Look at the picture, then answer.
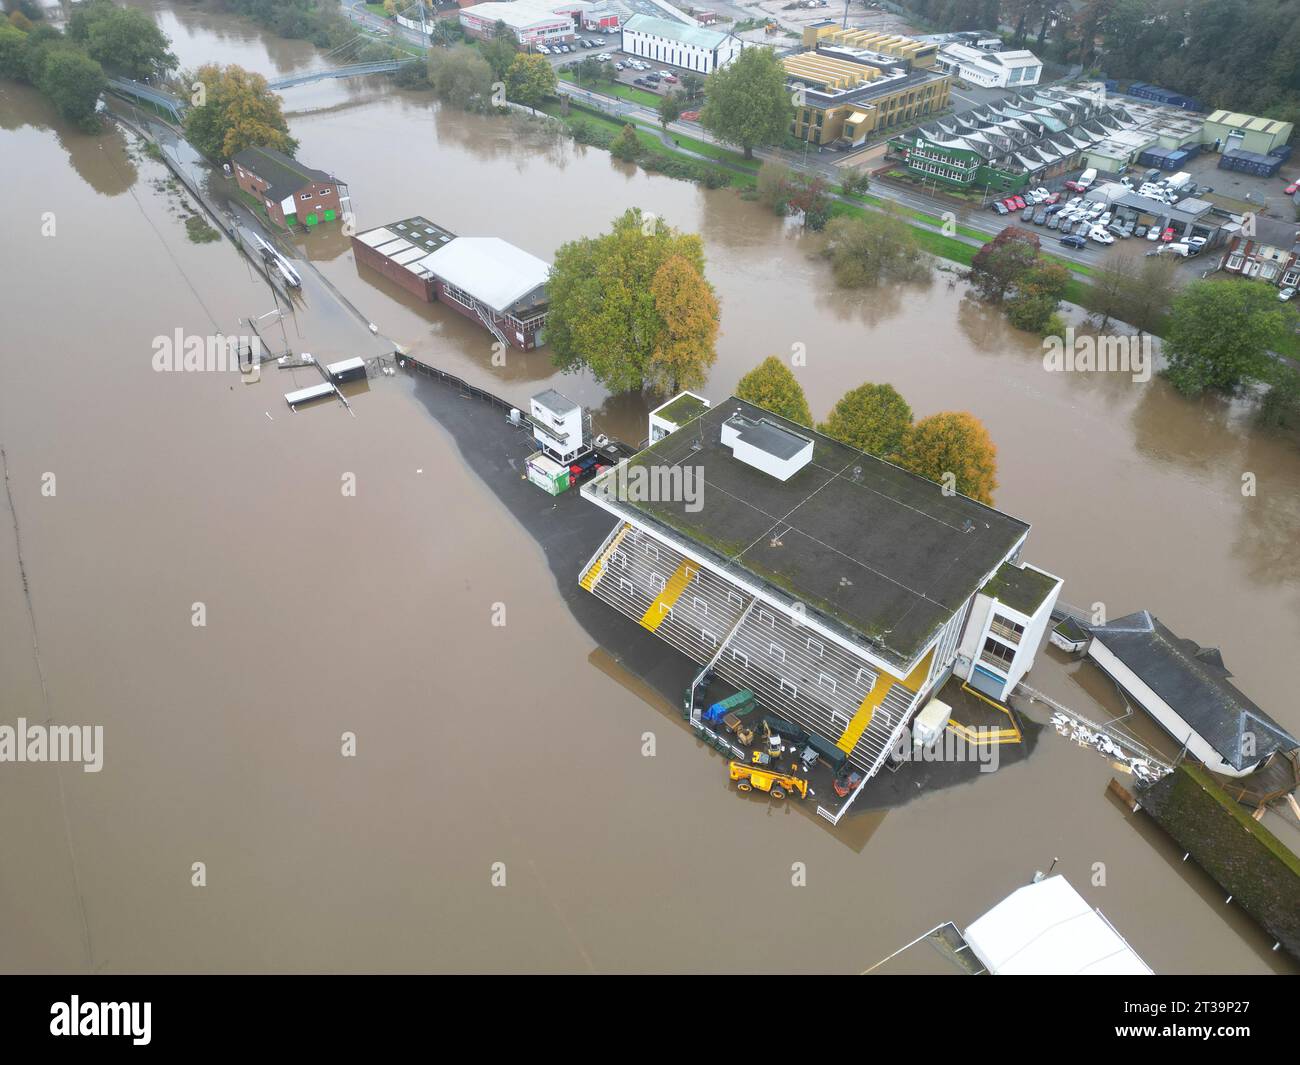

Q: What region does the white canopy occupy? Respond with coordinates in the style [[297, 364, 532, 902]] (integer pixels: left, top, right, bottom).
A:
[[963, 876, 1152, 975], [417, 237, 550, 314]]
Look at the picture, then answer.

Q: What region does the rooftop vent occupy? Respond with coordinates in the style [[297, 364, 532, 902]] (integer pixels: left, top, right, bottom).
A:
[[721, 415, 813, 481]]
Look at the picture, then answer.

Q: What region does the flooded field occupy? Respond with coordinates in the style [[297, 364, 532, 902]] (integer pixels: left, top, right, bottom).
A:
[[1, 3, 1297, 974]]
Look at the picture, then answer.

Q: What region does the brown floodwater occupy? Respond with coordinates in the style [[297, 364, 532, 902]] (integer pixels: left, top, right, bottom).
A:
[[1, 4, 1297, 974]]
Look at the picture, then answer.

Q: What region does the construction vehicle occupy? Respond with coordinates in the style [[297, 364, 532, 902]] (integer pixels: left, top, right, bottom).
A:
[[729, 761, 808, 800], [750, 750, 772, 766]]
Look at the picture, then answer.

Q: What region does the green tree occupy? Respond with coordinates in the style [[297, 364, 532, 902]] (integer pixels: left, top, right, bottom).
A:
[[478, 34, 516, 80], [1005, 260, 1069, 334], [734, 355, 813, 427], [820, 383, 913, 457], [647, 253, 720, 393], [574, 54, 601, 85], [1090, 252, 1138, 329], [1123, 254, 1177, 335], [1162, 279, 1297, 396], [819, 210, 931, 288], [36, 45, 104, 127], [427, 43, 491, 109], [69, 0, 176, 81], [184, 63, 296, 160], [699, 46, 791, 159], [840, 169, 870, 198], [657, 91, 682, 130], [504, 51, 554, 108], [610, 121, 641, 161], [546, 208, 712, 392], [897, 411, 999, 505], [0, 23, 28, 80]]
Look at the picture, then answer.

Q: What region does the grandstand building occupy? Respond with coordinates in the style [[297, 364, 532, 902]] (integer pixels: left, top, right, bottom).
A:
[[578, 397, 1061, 820]]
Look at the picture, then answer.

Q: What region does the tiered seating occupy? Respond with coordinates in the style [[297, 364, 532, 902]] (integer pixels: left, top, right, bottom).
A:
[[587, 527, 750, 667]]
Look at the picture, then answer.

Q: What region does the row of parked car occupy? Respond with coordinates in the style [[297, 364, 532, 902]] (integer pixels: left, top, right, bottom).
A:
[[538, 36, 608, 56]]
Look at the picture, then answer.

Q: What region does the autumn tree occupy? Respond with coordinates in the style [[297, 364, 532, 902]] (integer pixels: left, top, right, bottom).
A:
[[647, 253, 720, 393], [505, 51, 555, 108], [1005, 259, 1069, 335], [969, 227, 1040, 303], [547, 209, 717, 392], [1162, 279, 1297, 396], [820, 383, 913, 457], [700, 45, 791, 159], [184, 63, 296, 160], [734, 355, 813, 427], [820, 210, 931, 288], [897, 411, 998, 506], [784, 173, 831, 231]]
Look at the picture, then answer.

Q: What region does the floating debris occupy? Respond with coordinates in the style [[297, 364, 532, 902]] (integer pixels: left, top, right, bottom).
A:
[[1050, 712, 1165, 785]]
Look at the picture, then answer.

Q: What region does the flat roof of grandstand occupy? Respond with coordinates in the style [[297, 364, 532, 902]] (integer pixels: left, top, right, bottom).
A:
[[610, 398, 1029, 668]]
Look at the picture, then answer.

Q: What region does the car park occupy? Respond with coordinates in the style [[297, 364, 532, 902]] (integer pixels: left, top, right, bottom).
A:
[[1011, 195, 1026, 209], [1021, 206, 1034, 221], [1060, 234, 1088, 249], [1187, 235, 1208, 251], [1044, 202, 1064, 215]]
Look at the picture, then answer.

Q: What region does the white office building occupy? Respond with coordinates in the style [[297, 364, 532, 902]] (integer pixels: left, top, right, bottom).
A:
[[621, 14, 740, 74], [938, 42, 1041, 89]]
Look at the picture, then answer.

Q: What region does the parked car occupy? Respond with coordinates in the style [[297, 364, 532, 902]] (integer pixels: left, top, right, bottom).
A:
[[1044, 202, 1064, 215], [1089, 227, 1115, 245], [1060, 234, 1088, 249], [1033, 208, 1048, 224], [1285, 181, 1299, 195], [537, 45, 549, 54], [992, 201, 1009, 215], [1134, 224, 1147, 238], [1280, 287, 1296, 301], [1187, 235, 1208, 251], [1147, 225, 1162, 242], [1021, 206, 1035, 221], [1047, 213, 1062, 230], [1010, 195, 1026, 209], [1161, 227, 1175, 242]]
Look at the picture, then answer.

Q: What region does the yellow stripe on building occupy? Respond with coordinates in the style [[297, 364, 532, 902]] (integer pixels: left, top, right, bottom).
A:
[[640, 559, 697, 632], [901, 647, 934, 692], [579, 524, 631, 592]]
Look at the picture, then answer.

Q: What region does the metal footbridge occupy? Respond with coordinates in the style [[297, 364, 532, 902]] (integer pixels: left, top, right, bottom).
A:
[[267, 59, 419, 90]]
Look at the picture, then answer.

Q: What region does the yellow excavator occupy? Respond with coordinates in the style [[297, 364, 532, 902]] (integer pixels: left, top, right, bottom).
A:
[[728, 761, 808, 800]]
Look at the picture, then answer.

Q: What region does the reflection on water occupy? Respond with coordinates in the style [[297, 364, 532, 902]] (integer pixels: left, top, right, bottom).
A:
[[1, 1, 1297, 975]]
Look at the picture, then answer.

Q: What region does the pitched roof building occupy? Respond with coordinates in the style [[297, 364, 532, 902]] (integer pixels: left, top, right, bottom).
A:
[[230, 146, 347, 230]]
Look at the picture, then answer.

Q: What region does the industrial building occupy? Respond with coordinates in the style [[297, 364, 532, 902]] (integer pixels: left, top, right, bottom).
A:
[[801, 22, 941, 67], [890, 86, 1188, 193], [351, 217, 550, 350], [936, 42, 1041, 89], [578, 397, 1060, 820], [1201, 110, 1295, 157], [458, 0, 578, 46], [230, 146, 348, 231], [620, 14, 740, 74], [783, 40, 950, 148]]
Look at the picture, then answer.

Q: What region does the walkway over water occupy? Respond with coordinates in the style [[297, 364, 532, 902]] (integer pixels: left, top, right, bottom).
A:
[[268, 59, 419, 90]]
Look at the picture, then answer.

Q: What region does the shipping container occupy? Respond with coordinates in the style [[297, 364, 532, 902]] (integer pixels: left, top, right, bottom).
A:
[[1217, 150, 1282, 177], [526, 453, 571, 495]]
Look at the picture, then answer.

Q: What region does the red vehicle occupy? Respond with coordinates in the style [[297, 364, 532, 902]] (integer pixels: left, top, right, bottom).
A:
[[680, 109, 700, 121], [1044, 192, 1060, 204], [1161, 226, 1175, 242], [833, 770, 864, 798], [1011, 195, 1026, 209], [1286, 181, 1299, 195]]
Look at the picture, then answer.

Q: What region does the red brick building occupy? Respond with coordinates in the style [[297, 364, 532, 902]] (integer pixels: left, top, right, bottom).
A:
[[231, 146, 348, 231]]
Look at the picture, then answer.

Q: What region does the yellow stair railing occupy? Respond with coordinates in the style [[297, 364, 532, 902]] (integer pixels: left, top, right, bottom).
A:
[[579, 524, 630, 592]]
